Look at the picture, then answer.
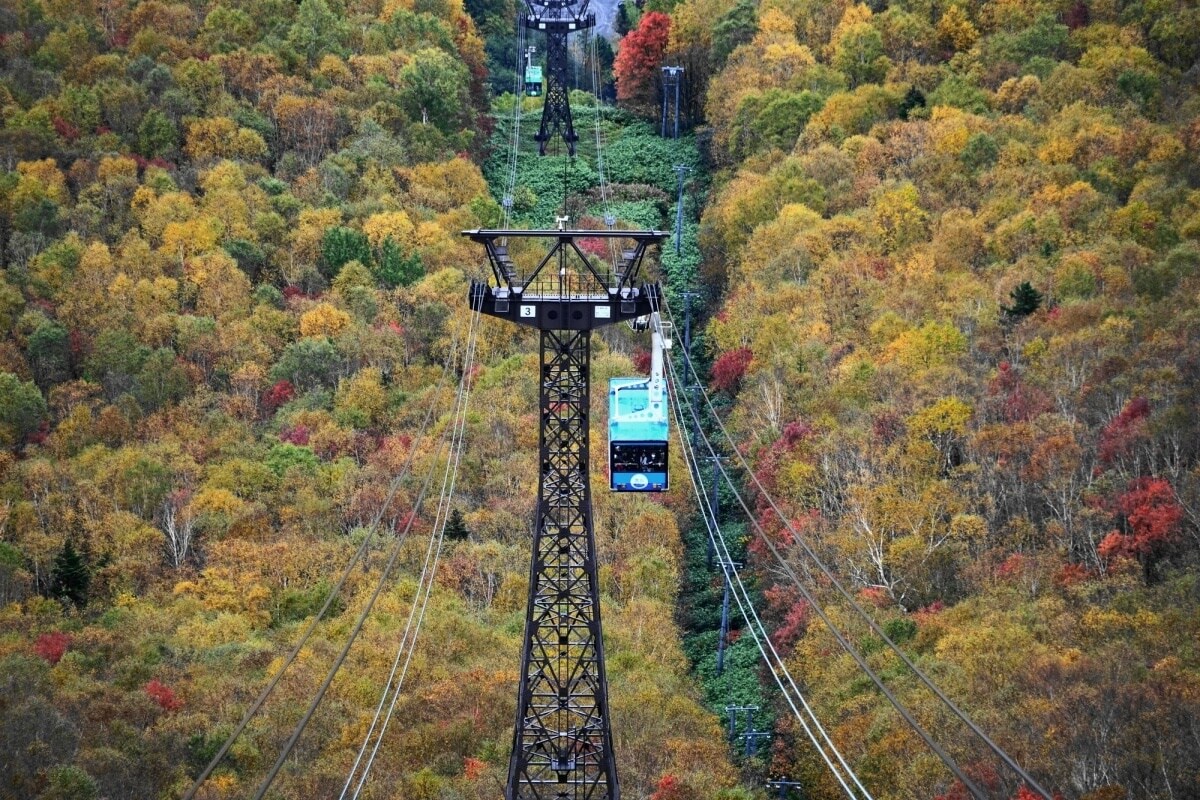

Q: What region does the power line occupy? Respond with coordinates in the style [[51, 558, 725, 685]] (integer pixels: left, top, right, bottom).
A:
[[252, 311, 482, 799], [343, 309, 481, 799], [181, 342, 460, 800], [664, 351, 872, 800], [659, 293, 1051, 799]]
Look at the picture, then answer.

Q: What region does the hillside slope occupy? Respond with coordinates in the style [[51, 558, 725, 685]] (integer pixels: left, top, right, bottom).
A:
[[640, 0, 1200, 795], [0, 1, 738, 797]]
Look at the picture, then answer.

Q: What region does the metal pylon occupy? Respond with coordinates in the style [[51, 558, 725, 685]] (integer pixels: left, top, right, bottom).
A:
[[464, 226, 666, 800], [508, 328, 617, 800], [527, 1, 595, 155]]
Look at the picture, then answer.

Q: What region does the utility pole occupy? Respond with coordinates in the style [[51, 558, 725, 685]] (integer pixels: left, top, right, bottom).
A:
[[681, 290, 697, 376], [725, 705, 758, 741], [466, 225, 668, 800], [672, 164, 690, 257], [706, 454, 723, 570], [742, 730, 771, 757], [527, 0, 595, 155], [660, 65, 684, 138], [715, 559, 740, 674], [766, 779, 806, 799]]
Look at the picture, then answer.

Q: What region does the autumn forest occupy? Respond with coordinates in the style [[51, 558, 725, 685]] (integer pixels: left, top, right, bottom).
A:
[[0, 0, 1198, 796]]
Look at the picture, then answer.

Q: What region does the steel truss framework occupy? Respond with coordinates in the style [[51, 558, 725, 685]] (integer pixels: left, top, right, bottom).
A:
[[525, 0, 595, 155], [507, 327, 616, 800], [465, 227, 666, 800]]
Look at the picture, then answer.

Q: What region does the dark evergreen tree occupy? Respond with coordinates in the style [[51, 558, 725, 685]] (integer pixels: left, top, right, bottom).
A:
[[899, 86, 926, 120], [0, 372, 49, 446], [615, 2, 632, 37], [376, 237, 425, 288], [51, 539, 89, 608], [321, 226, 373, 278], [712, 0, 757, 67], [224, 238, 267, 281], [1003, 281, 1044, 318], [445, 509, 470, 541], [26, 322, 71, 389]]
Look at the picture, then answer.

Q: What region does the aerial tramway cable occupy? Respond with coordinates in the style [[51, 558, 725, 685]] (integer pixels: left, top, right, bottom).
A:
[[181, 340, 460, 800], [663, 348, 873, 800], [252, 310, 482, 799], [668, 390, 871, 799], [502, 15, 528, 230], [659, 326, 985, 800], [584, 27, 621, 274], [659, 294, 1051, 799], [341, 309, 481, 799]]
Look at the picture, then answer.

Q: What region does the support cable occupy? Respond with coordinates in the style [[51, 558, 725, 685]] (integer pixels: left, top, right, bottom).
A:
[[656, 299, 986, 800], [658, 295, 1051, 799], [251, 312, 481, 800], [588, 30, 611, 223], [588, 31, 619, 271], [181, 342, 459, 800], [250, 435, 442, 799], [665, 363, 872, 800], [342, 309, 481, 799], [503, 15, 528, 230]]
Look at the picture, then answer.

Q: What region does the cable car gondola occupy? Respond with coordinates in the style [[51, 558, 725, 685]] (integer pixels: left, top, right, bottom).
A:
[[524, 64, 543, 97], [609, 314, 670, 492]]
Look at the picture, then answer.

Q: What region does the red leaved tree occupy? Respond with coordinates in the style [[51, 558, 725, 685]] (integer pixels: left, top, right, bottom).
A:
[[632, 348, 652, 373], [1098, 476, 1182, 581], [263, 379, 295, 413], [711, 346, 752, 392], [987, 361, 1051, 423], [1097, 396, 1150, 472], [463, 756, 486, 780], [145, 678, 184, 712], [650, 774, 696, 800], [34, 631, 71, 665], [613, 12, 671, 112], [280, 424, 310, 445]]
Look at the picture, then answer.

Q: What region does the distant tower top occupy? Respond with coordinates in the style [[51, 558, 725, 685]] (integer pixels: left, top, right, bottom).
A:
[[523, 0, 595, 154]]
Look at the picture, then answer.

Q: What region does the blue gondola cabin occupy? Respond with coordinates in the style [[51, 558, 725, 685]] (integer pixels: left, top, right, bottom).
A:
[[524, 65, 543, 97], [609, 378, 668, 492]]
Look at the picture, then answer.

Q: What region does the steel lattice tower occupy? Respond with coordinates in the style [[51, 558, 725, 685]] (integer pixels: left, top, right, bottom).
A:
[[465, 228, 666, 800], [515, 326, 613, 799], [525, 0, 594, 155]]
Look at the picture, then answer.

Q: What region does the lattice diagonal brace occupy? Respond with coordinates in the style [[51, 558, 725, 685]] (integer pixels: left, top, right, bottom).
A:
[[535, 24, 578, 155], [507, 328, 618, 800]]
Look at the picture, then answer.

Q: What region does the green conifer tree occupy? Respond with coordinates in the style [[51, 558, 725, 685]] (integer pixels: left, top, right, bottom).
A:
[[445, 509, 470, 541], [1003, 281, 1044, 318], [377, 238, 425, 288], [51, 539, 89, 608]]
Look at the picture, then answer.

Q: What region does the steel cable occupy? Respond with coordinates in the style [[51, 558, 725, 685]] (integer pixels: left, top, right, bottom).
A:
[[250, 432, 446, 799], [181, 342, 459, 800], [664, 360, 872, 800], [658, 294, 1051, 799], [655, 298, 986, 800], [503, 14, 527, 230], [343, 308, 481, 798], [251, 314, 480, 799]]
